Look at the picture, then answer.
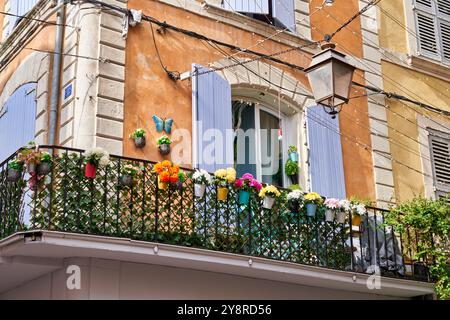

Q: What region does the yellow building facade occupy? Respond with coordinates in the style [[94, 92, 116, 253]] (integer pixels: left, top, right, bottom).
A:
[[378, 0, 450, 202]]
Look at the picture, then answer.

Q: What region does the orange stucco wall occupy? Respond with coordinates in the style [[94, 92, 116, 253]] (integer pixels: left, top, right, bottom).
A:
[[124, 0, 311, 163], [310, 0, 376, 201]]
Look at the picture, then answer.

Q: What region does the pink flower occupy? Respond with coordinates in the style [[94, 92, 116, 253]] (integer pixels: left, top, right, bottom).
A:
[[250, 179, 262, 191], [234, 178, 243, 189], [324, 198, 340, 209], [242, 173, 254, 181]]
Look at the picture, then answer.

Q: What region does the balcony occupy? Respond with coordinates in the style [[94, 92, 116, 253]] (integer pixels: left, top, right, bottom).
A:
[[0, 146, 433, 285]]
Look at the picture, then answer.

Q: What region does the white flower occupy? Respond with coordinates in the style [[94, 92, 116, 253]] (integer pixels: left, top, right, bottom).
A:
[[339, 199, 352, 212], [287, 190, 302, 201], [193, 169, 211, 184], [99, 155, 110, 167], [354, 203, 366, 215]]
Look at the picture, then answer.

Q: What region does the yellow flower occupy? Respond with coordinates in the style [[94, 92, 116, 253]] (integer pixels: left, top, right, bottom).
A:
[[226, 167, 236, 177], [226, 174, 236, 183], [259, 185, 280, 198], [305, 192, 322, 203], [214, 169, 227, 178]]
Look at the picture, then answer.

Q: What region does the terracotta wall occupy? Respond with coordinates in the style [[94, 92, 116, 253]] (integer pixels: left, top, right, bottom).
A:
[[309, 0, 376, 201]]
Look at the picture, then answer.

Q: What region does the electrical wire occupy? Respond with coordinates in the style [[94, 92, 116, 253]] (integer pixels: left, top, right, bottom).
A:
[[149, 21, 180, 80], [0, 10, 78, 28]]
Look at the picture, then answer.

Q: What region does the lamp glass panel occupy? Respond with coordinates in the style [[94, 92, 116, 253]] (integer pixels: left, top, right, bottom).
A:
[[333, 61, 354, 103], [308, 63, 333, 104]]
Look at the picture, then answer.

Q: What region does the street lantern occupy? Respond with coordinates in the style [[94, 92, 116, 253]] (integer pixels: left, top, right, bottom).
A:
[[305, 43, 356, 118]]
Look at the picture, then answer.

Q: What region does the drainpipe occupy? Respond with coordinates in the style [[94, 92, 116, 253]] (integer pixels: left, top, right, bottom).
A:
[[48, 0, 65, 146]]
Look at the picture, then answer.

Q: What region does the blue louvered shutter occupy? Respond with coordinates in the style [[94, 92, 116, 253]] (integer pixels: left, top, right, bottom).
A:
[[0, 83, 37, 162], [192, 65, 233, 172], [306, 106, 346, 199], [224, 0, 269, 14], [272, 0, 296, 32]]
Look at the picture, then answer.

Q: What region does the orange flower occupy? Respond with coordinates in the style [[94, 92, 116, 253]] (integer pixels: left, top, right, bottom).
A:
[[159, 171, 170, 182], [153, 163, 163, 173], [169, 174, 179, 184], [169, 165, 179, 175], [161, 160, 172, 168]]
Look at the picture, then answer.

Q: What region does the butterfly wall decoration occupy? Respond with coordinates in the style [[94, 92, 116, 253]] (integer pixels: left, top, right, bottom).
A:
[[152, 115, 174, 134]]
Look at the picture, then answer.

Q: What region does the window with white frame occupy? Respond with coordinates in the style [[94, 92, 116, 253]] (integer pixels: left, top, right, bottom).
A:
[[2, 0, 39, 40], [414, 0, 450, 65], [428, 128, 450, 202]]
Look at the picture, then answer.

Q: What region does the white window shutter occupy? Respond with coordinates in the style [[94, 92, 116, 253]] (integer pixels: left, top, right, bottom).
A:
[[429, 130, 450, 194], [192, 64, 233, 172], [223, 0, 269, 15], [272, 0, 296, 32], [439, 20, 450, 63], [416, 12, 439, 57], [437, 0, 450, 17]]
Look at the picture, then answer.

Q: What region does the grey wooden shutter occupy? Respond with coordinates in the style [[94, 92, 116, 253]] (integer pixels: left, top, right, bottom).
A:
[[429, 129, 450, 196], [416, 11, 439, 57], [223, 0, 269, 14], [437, 0, 450, 17], [439, 20, 450, 63], [192, 65, 233, 172], [0, 83, 37, 162], [272, 0, 296, 32], [306, 106, 346, 199]]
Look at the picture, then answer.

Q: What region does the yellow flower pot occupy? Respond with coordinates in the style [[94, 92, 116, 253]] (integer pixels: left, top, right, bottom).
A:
[[158, 177, 168, 190], [351, 214, 362, 226], [217, 187, 229, 201]]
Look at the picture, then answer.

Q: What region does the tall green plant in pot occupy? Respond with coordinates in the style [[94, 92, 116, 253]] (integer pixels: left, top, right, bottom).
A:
[[385, 197, 450, 300], [285, 158, 299, 184]]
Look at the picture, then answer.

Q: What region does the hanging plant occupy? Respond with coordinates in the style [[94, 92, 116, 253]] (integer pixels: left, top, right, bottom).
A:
[[83, 147, 110, 179], [120, 164, 140, 187], [37, 152, 53, 176], [233, 173, 262, 205], [304, 192, 323, 218], [287, 189, 304, 214], [288, 145, 299, 162], [17, 142, 41, 174], [130, 128, 146, 148], [153, 160, 179, 190], [259, 185, 281, 209], [285, 158, 299, 185], [157, 135, 172, 155], [214, 167, 236, 201], [6, 158, 23, 182], [192, 169, 212, 198]]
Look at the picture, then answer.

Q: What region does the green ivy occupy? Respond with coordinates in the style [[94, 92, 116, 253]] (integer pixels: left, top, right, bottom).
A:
[[385, 197, 450, 300]]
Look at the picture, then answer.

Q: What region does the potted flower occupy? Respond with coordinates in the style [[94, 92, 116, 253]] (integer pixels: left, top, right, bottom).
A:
[[288, 145, 299, 162], [234, 173, 262, 205], [83, 147, 110, 179], [214, 167, 236, 201], [157, 135, 172, 155], [337, 199, 351, 224], [351, 202, 366, 226], [6, 158, 23, 182], [37, 152, 52, 176], [153, 160, 178, 190], [304, 192, 323, 217], [287, 189, 303, 214], [120, 164, 139, 187], [285, 159, 299, 185], [324, 198, 340, 222], [259, 185, 281, 209], [130, 128, 146, 148], [192, 169, 211, 198]]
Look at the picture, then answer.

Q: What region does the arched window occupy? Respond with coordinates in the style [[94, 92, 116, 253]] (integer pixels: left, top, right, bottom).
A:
[[0, 83, 37, 162]]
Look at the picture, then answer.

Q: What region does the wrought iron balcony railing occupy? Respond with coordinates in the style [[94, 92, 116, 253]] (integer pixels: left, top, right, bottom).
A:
[[0, 146, 432, 282]]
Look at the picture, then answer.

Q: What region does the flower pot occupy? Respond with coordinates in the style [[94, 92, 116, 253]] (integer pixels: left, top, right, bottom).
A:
[[194, 184, 206, 198], [158, 177, 168, 190], [336, 211, 346, 224], [217, 187, 228, 201], [289, 152, 299, 162], [29, 175, 38, 190], [306, 203, 317, 217], [262, 196, 275, 209], [289, 174, 299, 185], [26, 162, 37, 174], [37, 162, 52, 176], [85, 163, 97, 179], [6, 168, 21, 182], [325, 209, 336, 222], [238, 190, 250, 205], [120, 174, 134, 187], [134, 136, 146, 148], [351, 214, 362, 226], [159, 144, 170, 155], [287, 199, 299, 213]]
